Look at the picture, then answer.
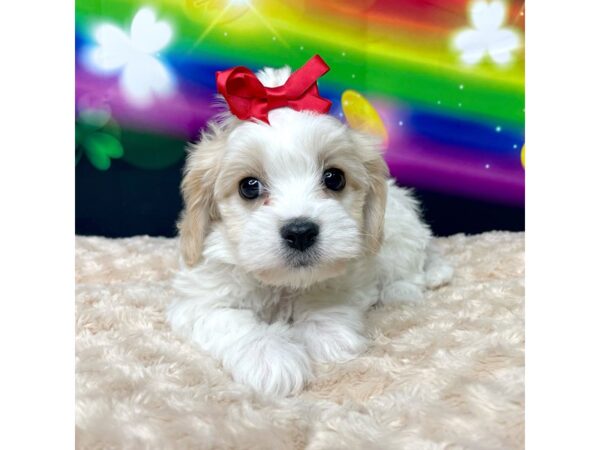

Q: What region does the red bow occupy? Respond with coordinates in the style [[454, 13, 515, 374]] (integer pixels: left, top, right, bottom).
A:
[[216, 55, 332, 124]]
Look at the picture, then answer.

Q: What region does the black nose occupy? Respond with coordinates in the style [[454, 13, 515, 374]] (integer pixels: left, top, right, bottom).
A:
[[280, 219, 319, 252]]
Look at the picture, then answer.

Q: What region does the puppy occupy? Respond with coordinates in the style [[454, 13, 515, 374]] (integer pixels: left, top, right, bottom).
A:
[[167, 62, 452, 396]]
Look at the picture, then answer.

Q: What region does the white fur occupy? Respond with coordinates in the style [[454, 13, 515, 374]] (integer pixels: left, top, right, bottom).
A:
[[167, 66, 452, 396]]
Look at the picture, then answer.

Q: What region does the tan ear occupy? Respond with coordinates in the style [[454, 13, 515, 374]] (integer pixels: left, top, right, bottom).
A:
[[178, 123, 226, 266], [352, 130, 389, 254]]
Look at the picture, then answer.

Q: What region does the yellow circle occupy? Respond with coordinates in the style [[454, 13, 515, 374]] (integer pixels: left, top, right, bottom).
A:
[[521, 144, 525, 168], [341, 90, 388, 144]]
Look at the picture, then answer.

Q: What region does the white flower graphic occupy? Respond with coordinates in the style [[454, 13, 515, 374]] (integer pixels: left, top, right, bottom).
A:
[[453, 0, 521, 66], [86, 7, 175, 106]]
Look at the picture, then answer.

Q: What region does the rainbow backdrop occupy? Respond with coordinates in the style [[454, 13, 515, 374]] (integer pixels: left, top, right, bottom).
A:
[[75, 0, 525, 205]]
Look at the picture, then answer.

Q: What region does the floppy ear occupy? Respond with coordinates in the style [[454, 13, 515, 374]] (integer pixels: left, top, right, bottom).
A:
[[352, 130, 389, 254], [178, 123, 226, 267]]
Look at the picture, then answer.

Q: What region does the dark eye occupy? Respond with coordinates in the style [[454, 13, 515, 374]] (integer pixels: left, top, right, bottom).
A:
[[322, 168, 346, 191], [239, 177, 264, 200]]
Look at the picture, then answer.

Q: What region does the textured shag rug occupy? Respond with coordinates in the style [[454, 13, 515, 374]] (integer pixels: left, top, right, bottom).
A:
[[75, 232, 524, 450]]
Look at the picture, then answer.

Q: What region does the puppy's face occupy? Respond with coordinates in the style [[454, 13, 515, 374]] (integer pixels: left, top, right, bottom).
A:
[[179, 109, 388, 288]]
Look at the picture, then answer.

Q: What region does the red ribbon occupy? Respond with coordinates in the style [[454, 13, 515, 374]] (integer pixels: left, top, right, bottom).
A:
[[216, 55, 332, 124]]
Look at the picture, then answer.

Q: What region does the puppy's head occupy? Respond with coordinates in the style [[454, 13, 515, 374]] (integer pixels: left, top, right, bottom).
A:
[[179, 67, 388, 288]]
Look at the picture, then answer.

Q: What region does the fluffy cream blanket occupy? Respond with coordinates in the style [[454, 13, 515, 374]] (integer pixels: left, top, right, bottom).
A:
[[75, 232, 524, 449]]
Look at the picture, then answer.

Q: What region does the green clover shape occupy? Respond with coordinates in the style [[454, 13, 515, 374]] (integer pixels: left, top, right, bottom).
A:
[[75, 110, 124, 171]]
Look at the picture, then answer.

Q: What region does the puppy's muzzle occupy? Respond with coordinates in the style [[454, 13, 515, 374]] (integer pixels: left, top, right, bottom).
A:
[[280, 218, 319, 252]]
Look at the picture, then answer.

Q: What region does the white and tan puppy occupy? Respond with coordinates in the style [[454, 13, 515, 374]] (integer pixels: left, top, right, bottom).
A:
[[167, 65, 452, 396]]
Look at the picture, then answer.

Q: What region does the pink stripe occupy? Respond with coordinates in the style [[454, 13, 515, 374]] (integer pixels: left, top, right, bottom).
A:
[[386, 138, 524, 205], [76, 70, 213, 140]]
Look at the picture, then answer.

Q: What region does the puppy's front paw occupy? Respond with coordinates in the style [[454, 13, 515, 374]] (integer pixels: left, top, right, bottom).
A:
[[298, 321, 367, 364], [226, 333, 312, 396]]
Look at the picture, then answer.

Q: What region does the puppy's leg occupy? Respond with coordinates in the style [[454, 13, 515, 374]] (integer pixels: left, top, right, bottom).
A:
[[168, 301, 312, 396], [292, 304, 367, 364], [379, 278, 425, 304], [424, 241, 453, 289], [377, 242, 452, 305]]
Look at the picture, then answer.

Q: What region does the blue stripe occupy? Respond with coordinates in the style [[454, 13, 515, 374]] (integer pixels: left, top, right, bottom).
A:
[[408, 110, 524, 154]]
